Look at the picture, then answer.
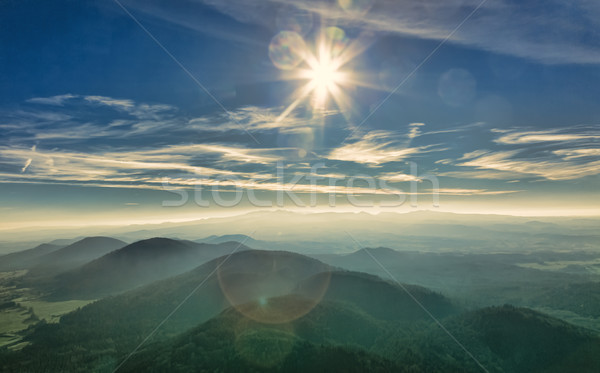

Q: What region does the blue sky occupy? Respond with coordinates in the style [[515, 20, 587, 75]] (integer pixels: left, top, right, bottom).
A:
[[1, 0, 599, 228]]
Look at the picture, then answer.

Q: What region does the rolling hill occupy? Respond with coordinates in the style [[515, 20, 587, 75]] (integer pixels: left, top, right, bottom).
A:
[[118, 297, 405, 373], [375, 305, 600, 372], [95, 301, 600, 373], [0, 250, 458, 371], [25, 237, 127, 278], [300, 270, 459, 321], [317, 247, 596, 309], [4, 247, 596, 372], [0, 243, 62, 271], [51, 238, 252, 299]]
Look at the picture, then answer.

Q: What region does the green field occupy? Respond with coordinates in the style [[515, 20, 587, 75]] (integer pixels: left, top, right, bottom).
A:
[[0, 270, 27, 280], [18, 299, 94, 323], [0, 299, 94, 349], [517, 258, 600, 274], [0, 305, 35, 349], [0, 307, 32, 334], [533, 307, 600, 332], [0, 270, 95, 349]]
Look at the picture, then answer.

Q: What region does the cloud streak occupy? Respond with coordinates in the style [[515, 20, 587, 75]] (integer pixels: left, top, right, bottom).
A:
[[442, 125, 600, 181], [554, 148, 600, 160], [20, 158, 32, 173], [458, 150, 600, 180], [495, 129, 600, 145], [0, 141, 518, 198], [8, 95, 337, 149], [434, 188, 521, 196], [328, 130, 424, 165], [27, 94, 77, 106], [0, 144, 276, 184], [197, 0, 600, 65]]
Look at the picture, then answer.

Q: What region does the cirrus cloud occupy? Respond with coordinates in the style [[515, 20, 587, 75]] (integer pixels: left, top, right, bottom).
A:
[[192, 0, 600, 65]]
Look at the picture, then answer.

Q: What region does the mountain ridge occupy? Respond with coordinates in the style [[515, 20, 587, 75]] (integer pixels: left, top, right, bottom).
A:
[[50, 237, 252, 299], [0, 243, 62, 270], [24, 236, 127, 278]]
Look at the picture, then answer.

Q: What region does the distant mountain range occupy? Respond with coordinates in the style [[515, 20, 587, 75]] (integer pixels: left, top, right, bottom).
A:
[[315, 245, 597, 311], [199, 234, 262, 246], [197, 234, 342, 254], [4, 210, 598, 255]]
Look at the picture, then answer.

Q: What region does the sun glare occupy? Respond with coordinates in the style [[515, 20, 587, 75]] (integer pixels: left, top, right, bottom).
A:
[[272, 27, 362, 122], [303, 50, 346, 106]]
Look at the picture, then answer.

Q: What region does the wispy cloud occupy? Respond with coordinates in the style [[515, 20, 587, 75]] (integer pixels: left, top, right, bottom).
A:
[[441, 125, 600, 180], [434, 188, 521, 196], [27, 94, 77, 106], [436, 169, 523, 180], [328, 129, 433, 165], [8, 92, 597, 202], [121, 0, 266, 47], [458, 150, 600, 180], [188, 106, 338, 133], [377, 172, 421, 182], [19, 145, 36, 173], [407, 122, 425, 140], [554, 148, 600, 160], [196, 0, 600, 65], [104, 143, 286, 166], [84, 95, 135, 109], [84, 95, 176, 121], [0, 145, 423, 196], [0, 144, 278, 183], [8, 96, 332, 148], [1, 97, 336, 192], [328, 134, 419, 165], [20, 158, 32, 173], [2, 95, 183, 145], [495, 129, 600, 145], [27, 94, 145, 113]]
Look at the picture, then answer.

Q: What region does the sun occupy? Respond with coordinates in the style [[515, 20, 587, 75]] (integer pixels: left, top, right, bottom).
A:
[[271, 27, 363, 122], [303, 52, 346, 106]]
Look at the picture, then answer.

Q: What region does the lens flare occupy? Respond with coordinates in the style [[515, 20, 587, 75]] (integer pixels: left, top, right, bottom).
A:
[[269, 31, 307, 70], [217, 250, 331, 324], [338, 0, 373, 15]]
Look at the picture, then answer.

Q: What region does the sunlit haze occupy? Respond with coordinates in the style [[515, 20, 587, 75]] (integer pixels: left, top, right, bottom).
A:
[[0, 2, 599, 371]]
